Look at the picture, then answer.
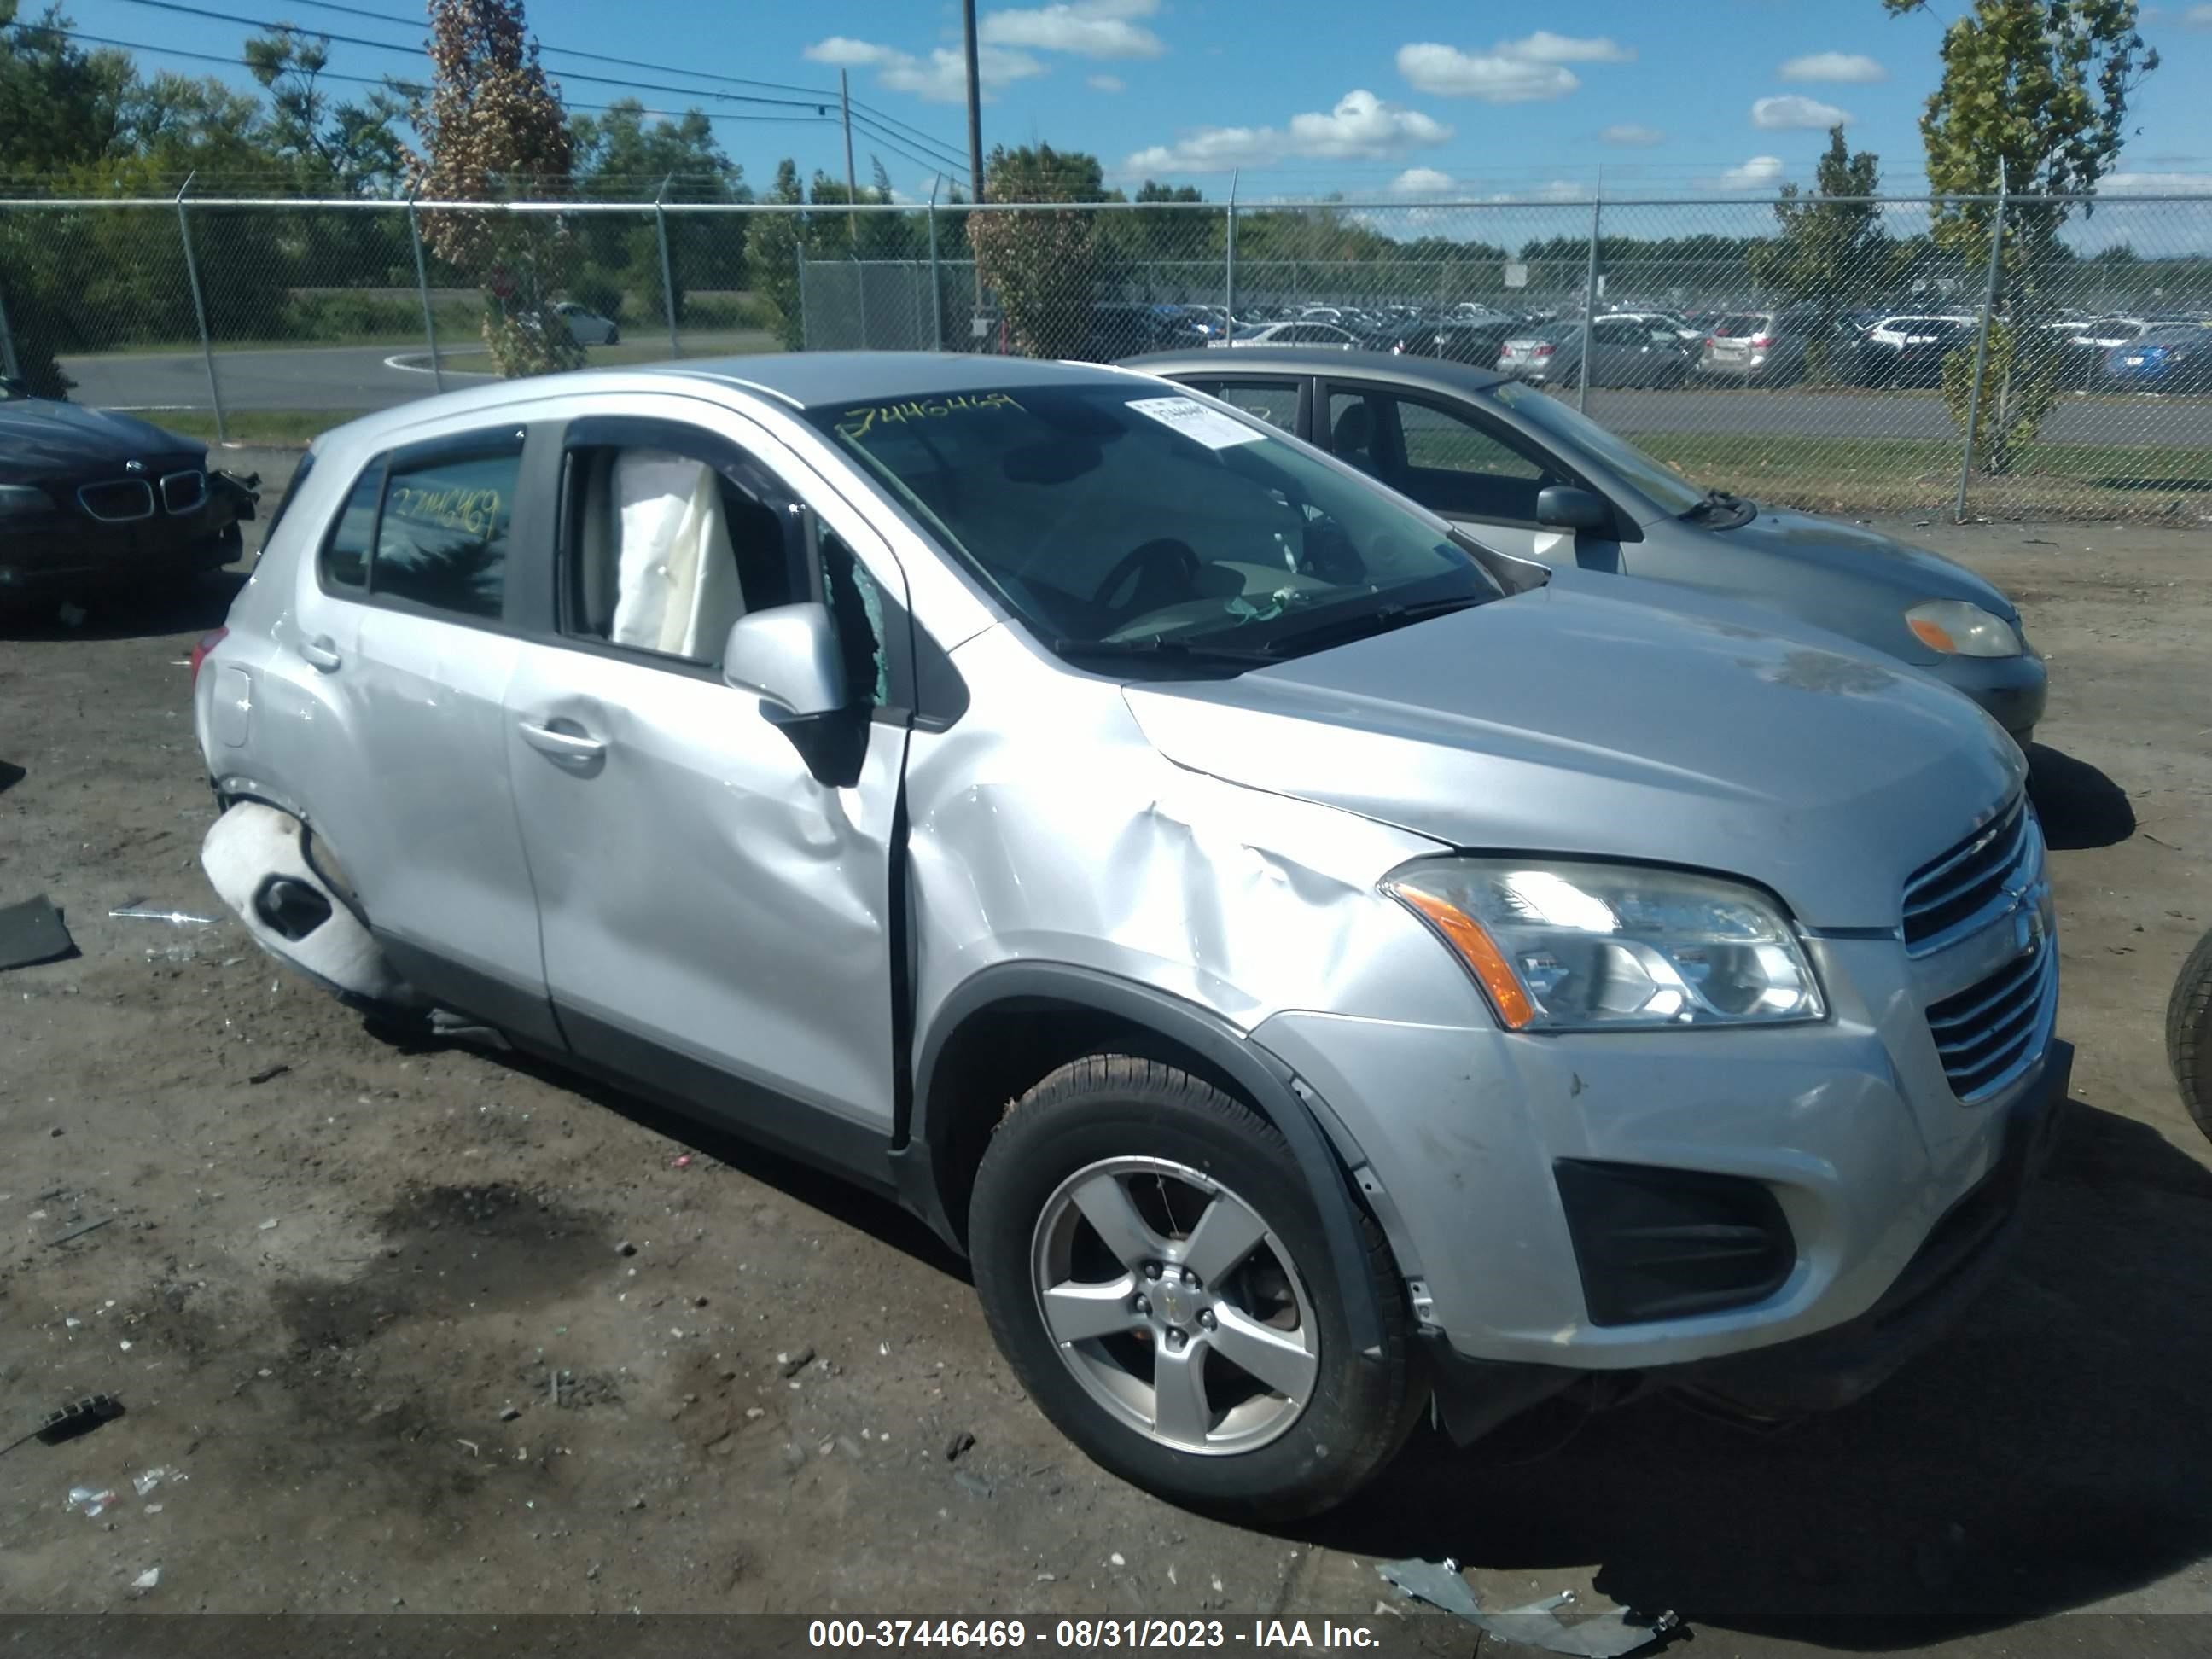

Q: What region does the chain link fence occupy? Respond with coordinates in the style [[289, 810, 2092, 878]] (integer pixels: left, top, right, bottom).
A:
[[3, 192, 2209, 521]]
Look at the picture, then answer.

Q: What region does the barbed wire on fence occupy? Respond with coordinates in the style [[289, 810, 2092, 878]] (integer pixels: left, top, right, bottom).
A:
[[3, 190, 2209, 521]]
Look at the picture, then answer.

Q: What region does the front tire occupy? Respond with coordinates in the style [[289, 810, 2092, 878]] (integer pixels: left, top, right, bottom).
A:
[[2168, 928, 2212, 1144], [968, 1054, 1419, 1519]]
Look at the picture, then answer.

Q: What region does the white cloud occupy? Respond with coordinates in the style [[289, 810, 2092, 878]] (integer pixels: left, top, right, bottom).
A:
[[2098, 170, 2212, 192], [1779, 51, 1888, 84], [1394, 31, 1632, 101], [1086, 73, 1125, 92], [982, 1, 1163, 60], [1125, 88, 1452, 172], [1714, 155, 1786, 189], [1389, 166, 1458, 195], [1502, 31, 1634, 64], [1752, 94, 1852, 130], [1397, 43, 1579, 102], [804, 37, 1043, 102], [2183, 4, 2212, 26], [1600, 123, 1665, 147]]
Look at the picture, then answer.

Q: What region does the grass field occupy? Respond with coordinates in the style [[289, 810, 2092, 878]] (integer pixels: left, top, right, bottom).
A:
[[1629, 430, 2212, 518]]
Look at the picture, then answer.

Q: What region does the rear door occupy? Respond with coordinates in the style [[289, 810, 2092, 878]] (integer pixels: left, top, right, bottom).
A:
[[501, 401, 915, 1151], [1167, 375, 1307, 440], [301, 423, 559, 1040]]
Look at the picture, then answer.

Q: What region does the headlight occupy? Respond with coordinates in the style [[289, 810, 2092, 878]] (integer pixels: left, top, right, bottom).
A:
[[1906, 599, 2022, 658], [1383, 859, 1825, 1032], [0, 484, 55, 516]]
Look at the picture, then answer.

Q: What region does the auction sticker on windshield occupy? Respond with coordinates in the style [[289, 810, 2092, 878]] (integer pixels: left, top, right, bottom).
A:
[[1125, 395, 1266, 451]]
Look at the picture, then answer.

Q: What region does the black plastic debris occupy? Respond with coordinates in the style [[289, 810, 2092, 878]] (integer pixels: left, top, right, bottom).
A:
[[1378, 1558, 1679, 1658], [0, 894, 76, 970], [0, 1394, 126, 1459]]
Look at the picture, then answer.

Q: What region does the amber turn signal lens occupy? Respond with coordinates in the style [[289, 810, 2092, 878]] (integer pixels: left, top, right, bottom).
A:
[[1387, 883, 1538, 1030]]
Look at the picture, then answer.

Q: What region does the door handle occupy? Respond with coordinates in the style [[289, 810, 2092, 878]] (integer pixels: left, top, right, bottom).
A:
[[300, 635, 341, 672], [518, 718, 606, 769]]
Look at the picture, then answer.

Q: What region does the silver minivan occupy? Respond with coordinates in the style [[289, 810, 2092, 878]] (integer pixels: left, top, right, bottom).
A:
[[193, 354, 2069, 1518]]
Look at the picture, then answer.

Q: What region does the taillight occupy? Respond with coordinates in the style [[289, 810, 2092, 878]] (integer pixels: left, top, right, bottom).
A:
[[1749, 334, 1774, 348], [189, 626, 227, 684], [1534, 344, 1555, 358], [1703, 335, 1718, 347]]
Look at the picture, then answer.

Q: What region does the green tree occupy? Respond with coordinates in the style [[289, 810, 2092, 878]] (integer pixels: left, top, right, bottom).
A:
[[969, 143, 1108, 358], [406, 0, 583, 376], [1748, 126, 1890, 382], [746, 157, 808, 348], [0, 2, 132, 177], [570, 97, 748, 323], [1883, 0, 2157, 470]]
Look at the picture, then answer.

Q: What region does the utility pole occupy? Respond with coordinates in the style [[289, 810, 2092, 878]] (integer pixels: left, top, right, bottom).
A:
[[962, 0, 984, 202], [840, 67, 859, 247]]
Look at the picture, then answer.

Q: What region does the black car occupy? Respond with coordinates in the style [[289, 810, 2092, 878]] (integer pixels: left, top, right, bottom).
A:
[[0, 380, 257, 602], [1406, 318, 1516, 369]]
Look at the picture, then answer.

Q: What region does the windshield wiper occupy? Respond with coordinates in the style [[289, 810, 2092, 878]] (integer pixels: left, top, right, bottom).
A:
[[1259, 593, 1489, 656], [1051, 636, 1276, 668]]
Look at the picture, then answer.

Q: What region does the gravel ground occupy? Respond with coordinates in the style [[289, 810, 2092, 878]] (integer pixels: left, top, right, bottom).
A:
[[3, 493, 2209, 1655]]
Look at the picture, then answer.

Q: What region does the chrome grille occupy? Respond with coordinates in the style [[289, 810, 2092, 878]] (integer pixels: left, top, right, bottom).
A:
[[78, 479, 154, 521], [159, 469, 207, 513], [1901, 794, 2037, 956], [1924, 934, 2057, 1102]]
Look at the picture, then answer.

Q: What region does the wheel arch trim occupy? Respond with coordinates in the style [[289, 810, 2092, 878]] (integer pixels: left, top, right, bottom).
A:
[[902, 962, 1388, 1359]]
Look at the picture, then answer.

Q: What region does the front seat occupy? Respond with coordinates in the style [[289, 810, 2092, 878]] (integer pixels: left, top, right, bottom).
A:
[[1330, 401, 1378, 476]]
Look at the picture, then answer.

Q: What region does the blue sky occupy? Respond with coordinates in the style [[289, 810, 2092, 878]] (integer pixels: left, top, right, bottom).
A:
[[58, 0, 2212, 201]]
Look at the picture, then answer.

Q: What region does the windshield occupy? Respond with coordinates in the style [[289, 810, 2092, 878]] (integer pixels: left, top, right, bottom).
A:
[[812, 382, 1501, 666], [1480, 381, 1706, 515]]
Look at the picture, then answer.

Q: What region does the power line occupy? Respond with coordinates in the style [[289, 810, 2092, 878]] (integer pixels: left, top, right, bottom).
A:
[[4, 18, 839, 127], [105, 0, 836, 110]]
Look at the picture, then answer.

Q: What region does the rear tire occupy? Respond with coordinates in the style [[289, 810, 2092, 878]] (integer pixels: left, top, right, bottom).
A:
[[2167, 928, 2212, 1144], [968, 1053, 1419, 1519]]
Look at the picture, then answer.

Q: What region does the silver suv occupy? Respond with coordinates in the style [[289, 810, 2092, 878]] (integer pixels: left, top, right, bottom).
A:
[[193, 355, 2069, 1518]]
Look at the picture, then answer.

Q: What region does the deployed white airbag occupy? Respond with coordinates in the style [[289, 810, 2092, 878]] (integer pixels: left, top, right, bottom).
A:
[[200, 801, 417, 1006], [608, 449, 744, 660]]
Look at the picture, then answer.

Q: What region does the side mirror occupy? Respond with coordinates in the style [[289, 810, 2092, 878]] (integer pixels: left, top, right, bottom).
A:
[[722, 602, 846, 720], [1535, 485, 1610, 533]]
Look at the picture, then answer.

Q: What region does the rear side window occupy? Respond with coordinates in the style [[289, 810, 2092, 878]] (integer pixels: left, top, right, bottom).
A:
[[373, 449, 518, 620], [320, 465, 378, 591], [259, 451, 315, 552]]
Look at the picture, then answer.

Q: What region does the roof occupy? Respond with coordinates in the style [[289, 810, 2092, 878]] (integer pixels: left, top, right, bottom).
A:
[[670, 351, 1139, 408], [1119, 346, 1510, 396]]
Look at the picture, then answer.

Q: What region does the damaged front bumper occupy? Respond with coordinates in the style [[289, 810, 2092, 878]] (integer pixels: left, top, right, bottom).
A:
[[1415, 1038, 2070, 1443]]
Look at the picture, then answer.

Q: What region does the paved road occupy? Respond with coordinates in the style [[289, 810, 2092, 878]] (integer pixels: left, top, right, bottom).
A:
[[56, 341, 2212, 446], [60, 342, 491, 413]]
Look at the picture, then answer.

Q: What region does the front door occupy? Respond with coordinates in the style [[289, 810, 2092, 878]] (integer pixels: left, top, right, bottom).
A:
[[502, 404, 913, 1155]]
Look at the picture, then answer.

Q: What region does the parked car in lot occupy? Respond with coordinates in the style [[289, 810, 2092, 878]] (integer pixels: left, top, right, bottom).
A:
[[553, 300, 620, 346], [1088, 303, 1209, 361], [2103, 322, 2212, 393], [1132, 346, 2046, 745], [1854, 317, 1977, 387], [195, 352, 2067, 1518], [1404, 318, 1516, 368], [1212, 320, 1358, 349], [0, 378, 258, 602], [1698, 306, 1820, 384], [1498, 317, 1694, 387]]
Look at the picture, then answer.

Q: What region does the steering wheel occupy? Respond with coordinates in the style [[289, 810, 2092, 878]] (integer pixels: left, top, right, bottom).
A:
[[1091, 538, 1201, 616]]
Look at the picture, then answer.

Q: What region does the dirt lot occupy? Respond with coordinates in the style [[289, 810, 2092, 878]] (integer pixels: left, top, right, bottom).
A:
[[3, 477, 2209, 1654]]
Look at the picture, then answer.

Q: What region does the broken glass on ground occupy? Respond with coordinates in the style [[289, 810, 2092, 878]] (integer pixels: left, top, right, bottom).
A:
[[1378, 1557, 1680, 1658]]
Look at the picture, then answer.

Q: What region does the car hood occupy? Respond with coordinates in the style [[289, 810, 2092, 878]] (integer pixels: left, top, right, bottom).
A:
[[0, 399, 202, 480], [1709, 507, 2015, 617], [1122, 583, 2024, 930]]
